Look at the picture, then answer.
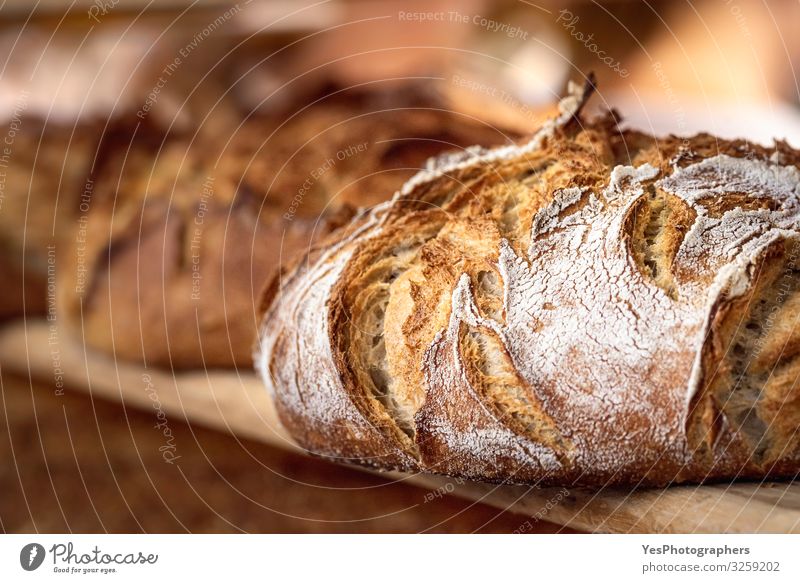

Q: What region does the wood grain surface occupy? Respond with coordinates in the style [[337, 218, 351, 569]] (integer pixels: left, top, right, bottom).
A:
[[2, 320, 798, 533], [2, 370, 559, 533]]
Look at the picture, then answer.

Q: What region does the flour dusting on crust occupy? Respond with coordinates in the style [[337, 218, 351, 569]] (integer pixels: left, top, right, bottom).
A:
[[418, 273, 561, 477], [397, 78, 594, 199], [256, 84, 800, 485]]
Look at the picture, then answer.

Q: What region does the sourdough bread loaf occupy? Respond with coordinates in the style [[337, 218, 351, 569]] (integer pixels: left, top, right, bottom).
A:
[[255, 79, 800, 486], [61, 81, 529, 369]]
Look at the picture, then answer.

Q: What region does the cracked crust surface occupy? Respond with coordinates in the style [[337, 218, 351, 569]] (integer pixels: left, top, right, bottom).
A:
[[256, 81, 800, 486]]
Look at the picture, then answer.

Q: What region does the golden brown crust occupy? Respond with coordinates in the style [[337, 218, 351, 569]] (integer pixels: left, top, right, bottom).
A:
[[257, 82, 800, 486]]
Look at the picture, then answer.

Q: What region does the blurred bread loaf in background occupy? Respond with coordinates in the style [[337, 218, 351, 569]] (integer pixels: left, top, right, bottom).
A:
[[58, 79, 532, 369]]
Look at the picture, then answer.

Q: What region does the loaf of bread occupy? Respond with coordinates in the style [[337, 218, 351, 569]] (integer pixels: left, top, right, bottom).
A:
[[61, 81, 529, 369], [0, 118, 98, 320], [255, 79, 800, 486], [1, 19, 239, 321]]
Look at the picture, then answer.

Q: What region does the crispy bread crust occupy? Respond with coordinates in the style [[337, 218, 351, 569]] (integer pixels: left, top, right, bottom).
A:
[[256, 81, 800, 486]]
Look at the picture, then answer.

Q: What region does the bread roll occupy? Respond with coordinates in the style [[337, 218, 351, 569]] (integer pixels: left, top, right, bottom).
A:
[[255, 79, 800, 486], [62, 81, 529, 369]]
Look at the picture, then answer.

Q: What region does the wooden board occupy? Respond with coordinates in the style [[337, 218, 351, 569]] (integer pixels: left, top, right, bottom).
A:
[[2, 320, 799, 533]]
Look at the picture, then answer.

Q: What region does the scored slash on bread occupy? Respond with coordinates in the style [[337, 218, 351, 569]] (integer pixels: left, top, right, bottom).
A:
[[255, 77, 800, 487]]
